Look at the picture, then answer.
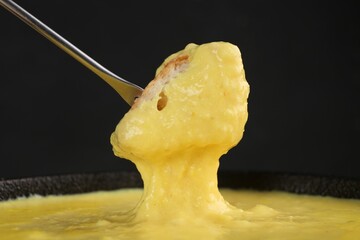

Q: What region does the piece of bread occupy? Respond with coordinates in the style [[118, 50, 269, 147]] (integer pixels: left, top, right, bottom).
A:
[[112, 42, 249, 162]]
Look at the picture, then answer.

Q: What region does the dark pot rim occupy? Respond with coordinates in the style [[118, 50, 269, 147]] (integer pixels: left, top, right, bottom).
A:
[[1, 171, 360, 201]]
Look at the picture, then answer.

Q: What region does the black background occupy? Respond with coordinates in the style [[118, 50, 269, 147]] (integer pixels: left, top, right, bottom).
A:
[[0, 0, 359, 180]]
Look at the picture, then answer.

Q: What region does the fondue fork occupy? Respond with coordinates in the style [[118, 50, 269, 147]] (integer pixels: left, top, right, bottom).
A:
[[0, 0, 143, 106]]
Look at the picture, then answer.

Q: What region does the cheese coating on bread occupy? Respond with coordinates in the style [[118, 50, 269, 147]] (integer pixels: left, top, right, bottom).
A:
[[111, 42, 249, 221], [111, 42, 249, 162]]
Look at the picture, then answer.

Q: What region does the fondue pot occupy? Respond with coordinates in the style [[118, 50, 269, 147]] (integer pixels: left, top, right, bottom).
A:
[[1, 172, 360, 201]]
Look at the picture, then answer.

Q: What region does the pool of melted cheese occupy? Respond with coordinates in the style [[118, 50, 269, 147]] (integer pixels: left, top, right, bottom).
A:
[[1, 189, 360, 239], [1, 42, 359, 239]]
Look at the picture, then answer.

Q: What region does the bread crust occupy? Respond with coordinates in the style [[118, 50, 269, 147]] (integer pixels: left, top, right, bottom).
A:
[[132, 54, 189, 109]]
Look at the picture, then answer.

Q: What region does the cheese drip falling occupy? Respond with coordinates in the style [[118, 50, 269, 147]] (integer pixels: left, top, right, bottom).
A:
[[111, 42, 249, 221]]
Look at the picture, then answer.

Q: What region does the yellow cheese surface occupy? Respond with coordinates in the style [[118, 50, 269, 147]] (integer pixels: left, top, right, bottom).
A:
[[1, 42, 359, 239], [0, 189, 360, 239]]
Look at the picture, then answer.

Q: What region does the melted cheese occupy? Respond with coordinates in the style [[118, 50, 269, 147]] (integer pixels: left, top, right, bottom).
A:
[[111, 42, 249, 221], [1, 189, 360, 239], [1, 42, 360, 239]]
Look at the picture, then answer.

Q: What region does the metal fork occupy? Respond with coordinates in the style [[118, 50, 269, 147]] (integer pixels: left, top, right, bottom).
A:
[[0, 0, 143, 106]]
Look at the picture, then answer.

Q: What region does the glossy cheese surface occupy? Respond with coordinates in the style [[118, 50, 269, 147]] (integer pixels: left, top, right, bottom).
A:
[[1, 189, 360, 240]]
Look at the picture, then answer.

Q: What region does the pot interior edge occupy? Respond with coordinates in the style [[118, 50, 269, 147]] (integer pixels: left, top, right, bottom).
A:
[[0, 171, 359, 201]]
